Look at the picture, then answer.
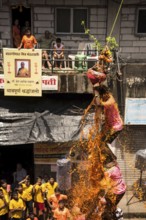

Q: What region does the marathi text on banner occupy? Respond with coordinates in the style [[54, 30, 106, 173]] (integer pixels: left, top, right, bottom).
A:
[[3, 48, 42, 96], [0, 75, 58, 91]]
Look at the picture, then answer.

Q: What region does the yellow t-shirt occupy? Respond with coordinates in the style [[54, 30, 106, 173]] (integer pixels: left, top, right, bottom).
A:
[[44, 182, 58, 199], [0, 196, 8, 216], [33, 185, 44, 203], [22, 184, 33, 201], [9, 198, 24, 218], [0, 188, 10, 203], [18, 193, 26, 210]]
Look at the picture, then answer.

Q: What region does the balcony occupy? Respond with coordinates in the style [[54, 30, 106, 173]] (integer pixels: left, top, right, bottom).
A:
[[0, 47, 99, 94]]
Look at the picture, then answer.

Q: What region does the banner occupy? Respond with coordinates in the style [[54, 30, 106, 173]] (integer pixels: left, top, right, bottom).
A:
[[42, 76, 58, 90], [0, 75, 4, 89], [125, 98, 146, 125], [34, 143, 69, 164], [0, 75, 58, 91], [3, 48, 42, 96]]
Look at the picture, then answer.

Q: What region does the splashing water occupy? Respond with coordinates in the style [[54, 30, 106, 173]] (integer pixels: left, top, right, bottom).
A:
[[68, 97, 115, 220]]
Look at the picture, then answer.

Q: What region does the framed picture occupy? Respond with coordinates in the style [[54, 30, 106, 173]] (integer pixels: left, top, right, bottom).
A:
[[15, 59, 31, 77]]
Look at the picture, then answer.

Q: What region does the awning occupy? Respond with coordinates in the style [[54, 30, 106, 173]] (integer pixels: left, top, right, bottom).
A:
[[0, 94, 93, 145]]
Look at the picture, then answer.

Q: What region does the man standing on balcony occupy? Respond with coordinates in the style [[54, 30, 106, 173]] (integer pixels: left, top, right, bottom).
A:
[[38, 30, 56, 69]]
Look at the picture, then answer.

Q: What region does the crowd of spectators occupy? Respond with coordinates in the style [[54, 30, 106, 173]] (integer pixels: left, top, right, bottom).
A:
[[0, 172, 87, 220]]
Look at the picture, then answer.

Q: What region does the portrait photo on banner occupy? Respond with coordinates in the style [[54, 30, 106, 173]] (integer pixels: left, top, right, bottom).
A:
[[15, 59, 31, 78]]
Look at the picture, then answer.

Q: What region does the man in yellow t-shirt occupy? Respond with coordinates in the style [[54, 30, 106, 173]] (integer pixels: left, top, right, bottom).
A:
[[19, 176, 33, 215], [0, 189, 9, 220], [44, 177, 58, 199], [42, 177, 58, 219], [0, 179, 10, 204], [33, 177, 45, 220], [17, 184, 26, 219], [9, 191, 24, 220]]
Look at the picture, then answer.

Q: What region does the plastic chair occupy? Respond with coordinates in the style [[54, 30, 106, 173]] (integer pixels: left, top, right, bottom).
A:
[[68, 42, 98, 69], [68, 42, 86, 69], [84, 43, 99, 68]]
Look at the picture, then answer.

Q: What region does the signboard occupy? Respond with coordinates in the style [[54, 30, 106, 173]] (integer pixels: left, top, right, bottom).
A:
[[125, 98, 146, 125], [42, 75, 58, 90], [3, 48, 42, 96], [0, 74, 58, 91], [0, 75, 4, 89], [34, 143, 69, 164]]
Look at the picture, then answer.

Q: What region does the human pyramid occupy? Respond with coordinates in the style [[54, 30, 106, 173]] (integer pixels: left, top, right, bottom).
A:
[[0, 46, 126, 220], [69, 45, 126, 220]]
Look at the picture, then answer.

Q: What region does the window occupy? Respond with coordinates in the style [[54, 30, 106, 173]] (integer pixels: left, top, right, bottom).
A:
[[56, 8, 88, 34], [136, 8, 146, 35], [56, 8, 70, 33]]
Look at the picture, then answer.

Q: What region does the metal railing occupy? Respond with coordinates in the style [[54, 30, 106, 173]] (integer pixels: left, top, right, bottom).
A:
[[0, 48, 99, 74]]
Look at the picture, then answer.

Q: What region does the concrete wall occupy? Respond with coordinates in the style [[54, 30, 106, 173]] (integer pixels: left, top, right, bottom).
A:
[[0, 6, 11, 47], [120, 6, 146, 60], [0, 0, 146, 59], [33, 6, 107, 50], [0, 0, 107, 49]]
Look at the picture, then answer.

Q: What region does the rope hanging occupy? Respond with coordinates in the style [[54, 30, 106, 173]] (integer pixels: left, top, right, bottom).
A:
[[109, 0, 124, 37]]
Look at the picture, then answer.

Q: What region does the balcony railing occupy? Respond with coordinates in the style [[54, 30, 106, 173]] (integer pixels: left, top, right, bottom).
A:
[[0, 48, 99, 74]]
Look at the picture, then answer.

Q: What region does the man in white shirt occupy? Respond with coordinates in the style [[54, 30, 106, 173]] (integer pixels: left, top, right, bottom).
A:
[[13, 163, 27, 183]]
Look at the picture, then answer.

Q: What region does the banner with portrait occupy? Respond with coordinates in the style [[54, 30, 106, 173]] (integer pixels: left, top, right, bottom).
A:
[[3, 48, 42, 96]]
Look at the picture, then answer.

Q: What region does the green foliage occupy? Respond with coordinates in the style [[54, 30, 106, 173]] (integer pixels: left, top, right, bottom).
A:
[[81, 20, 102, 50], [81, 20, 119, 51], [106, 36, 119, 50]]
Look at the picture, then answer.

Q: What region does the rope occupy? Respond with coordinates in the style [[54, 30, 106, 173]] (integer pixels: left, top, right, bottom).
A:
[[109, 0, 124, 37]]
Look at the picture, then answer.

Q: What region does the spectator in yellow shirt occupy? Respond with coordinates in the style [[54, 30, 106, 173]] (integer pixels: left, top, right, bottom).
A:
[[9, 191, 24, 220], [0, 179, 11, 204], [45, 177, 58, 199], [33, 177, 45, 220], [0, 189, 9, 220], [42, 177, 58, 220], [16, 184, 26, 219], [19, 176, 33, 216]]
